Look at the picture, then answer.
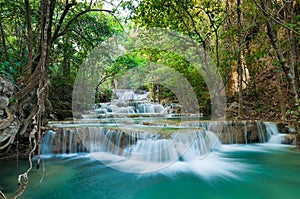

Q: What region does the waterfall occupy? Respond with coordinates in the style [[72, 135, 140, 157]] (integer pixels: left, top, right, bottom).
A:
[[242, 121, 247, 144], [137, 103, 164, 113], [42, 120, 292, 173], [200, 121, 276, 144], [264, 122, 286, 144], [257, 121, 266, 143], [42, 127, 221, 162], [41, 130, 56, 154]]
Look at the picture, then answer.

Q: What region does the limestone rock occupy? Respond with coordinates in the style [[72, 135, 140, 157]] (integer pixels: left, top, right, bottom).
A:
[[219, 121, 267, 144], [0, 77, 14, 97], [0, 96, 9, 109], [0, 117, 20, 142]]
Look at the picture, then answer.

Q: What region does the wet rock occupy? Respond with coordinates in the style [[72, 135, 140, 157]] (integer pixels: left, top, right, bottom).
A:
[[0, 77, 19, 148], [0, 96, 9, 109], [0, 77, 14, 97], [277, 123, 289, 134], [54, 109, 73, 120], [284, 134, 297, 145], [0, 116, 20, 142], [219, 121, 267, 144]]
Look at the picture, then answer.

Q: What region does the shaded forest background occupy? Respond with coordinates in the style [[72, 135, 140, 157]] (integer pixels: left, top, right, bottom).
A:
[[0, 0, 299, 157]]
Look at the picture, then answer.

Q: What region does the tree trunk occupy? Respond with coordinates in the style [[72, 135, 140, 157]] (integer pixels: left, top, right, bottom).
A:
[[276, 70, 286, 121], [35, 0, 56, 169], [24, 0, 33, 76], [237, 0, 243, 118], [0, 19, 9, 61], [286, 0, 300, 129], [63, 34, 71, 77], [286, 0, 299, 106], [260, 0, 287, 120]]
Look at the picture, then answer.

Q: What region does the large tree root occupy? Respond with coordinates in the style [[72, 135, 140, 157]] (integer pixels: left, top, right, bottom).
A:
[[13, 123, 37, 199], [0, 191, 6, 199], [0, 133, 16, 150]]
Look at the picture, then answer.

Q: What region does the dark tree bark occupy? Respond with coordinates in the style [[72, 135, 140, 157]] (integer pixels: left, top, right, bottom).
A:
[[24, 0, 33, 76], [0, 19, 9, 61], [260, 0, 287, 120], [237, 0, 243, 118]]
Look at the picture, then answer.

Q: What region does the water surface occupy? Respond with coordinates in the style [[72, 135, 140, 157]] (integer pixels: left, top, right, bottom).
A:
[[1, 144, 300, 199]]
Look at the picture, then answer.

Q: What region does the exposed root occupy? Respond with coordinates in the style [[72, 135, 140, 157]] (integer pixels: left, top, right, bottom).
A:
[[0, 191, 7, 199], [19, 105, 38, 136], [0, 107, 13, 130], [0, 133, 17, 150], [13, 117, 37, 199]]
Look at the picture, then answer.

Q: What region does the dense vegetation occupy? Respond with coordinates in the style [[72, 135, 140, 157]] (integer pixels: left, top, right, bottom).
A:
[[0, 0, 299, 159]]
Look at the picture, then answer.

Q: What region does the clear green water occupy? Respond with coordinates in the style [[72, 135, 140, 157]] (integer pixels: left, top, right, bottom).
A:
[[1, 144, 300, 199]]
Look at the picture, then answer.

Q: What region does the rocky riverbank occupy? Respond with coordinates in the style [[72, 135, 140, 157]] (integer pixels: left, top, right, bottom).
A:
[[0, 77, 20, 153]]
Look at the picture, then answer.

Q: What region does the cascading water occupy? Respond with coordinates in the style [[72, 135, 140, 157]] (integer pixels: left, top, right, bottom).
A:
[[41, 130, 56, 154], [42, 89, 290, 173], [265, 122, 287, 144], [42, 125, 223, 172], [42, 127, 220, 157], [92, 89, 183, 117], [43, 121, 285, 155]]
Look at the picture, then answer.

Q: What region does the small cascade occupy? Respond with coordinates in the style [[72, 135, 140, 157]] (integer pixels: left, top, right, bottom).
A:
[[41, 130, 56, 154], [257, 121, 267, 143], [137, 103, 164, 114], [90, 89, 189, 118], [264, 122, 286, 144], [242, 121, 247, 144], [199, 121, 271, 144]]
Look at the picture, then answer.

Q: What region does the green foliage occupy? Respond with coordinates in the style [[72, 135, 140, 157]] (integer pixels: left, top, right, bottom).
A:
[[0, 58, 21, 85], [0, 0, 299, 120]]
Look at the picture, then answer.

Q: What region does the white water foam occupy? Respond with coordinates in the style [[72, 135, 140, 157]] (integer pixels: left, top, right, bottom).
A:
[[264, 122, 287, 144]]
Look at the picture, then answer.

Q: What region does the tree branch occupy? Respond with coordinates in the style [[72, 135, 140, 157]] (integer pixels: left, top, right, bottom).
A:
[[69, 28, 94, 47], [96, 74, 115, 93], [178, 3, 206, 48], [52, 2, 77, 42], [52, 8, 112, 42], [0, 133, 16, 150], [254, 0, 300, 36], [0, 191, 6, 199]]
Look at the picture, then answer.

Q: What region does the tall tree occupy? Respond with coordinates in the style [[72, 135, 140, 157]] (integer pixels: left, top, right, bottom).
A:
[[237, 0, 243, 118], [258, 0, 289, 120]]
